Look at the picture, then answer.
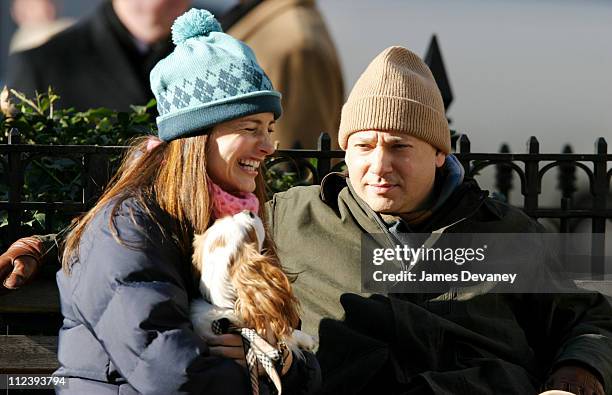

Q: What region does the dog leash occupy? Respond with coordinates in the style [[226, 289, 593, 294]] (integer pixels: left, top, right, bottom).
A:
[[212, 319, 283, 395]]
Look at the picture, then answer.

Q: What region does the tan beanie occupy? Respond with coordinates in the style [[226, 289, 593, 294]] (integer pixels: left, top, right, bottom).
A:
[[338, 46, 451, 153]]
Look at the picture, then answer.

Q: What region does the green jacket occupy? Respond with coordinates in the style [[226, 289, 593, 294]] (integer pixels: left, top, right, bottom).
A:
[[267, 173, 612, 394]]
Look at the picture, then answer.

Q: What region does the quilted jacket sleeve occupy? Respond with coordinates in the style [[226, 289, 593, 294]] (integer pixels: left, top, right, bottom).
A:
[[69, 200, 250, 394]]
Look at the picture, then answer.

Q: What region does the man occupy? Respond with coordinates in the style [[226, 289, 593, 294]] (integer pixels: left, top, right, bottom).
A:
[[266, 47, 612, 393], [9, 0, 74, 53], [3, 46, 611, 394]]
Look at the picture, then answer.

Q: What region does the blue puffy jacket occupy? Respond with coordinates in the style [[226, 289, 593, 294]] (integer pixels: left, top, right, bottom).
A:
[[55, 198, 320, 394]]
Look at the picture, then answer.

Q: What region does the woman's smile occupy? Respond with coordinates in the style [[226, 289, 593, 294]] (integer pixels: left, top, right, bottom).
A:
[[238, 159, 261, 175]]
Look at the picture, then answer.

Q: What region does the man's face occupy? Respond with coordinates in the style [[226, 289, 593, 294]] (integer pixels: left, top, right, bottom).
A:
[[345, 131, 446, 214], [112, 0, 190, 44]]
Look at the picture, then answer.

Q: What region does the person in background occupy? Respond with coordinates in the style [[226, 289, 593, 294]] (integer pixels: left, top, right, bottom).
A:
[[9, 0, 73, 54], [5, 0, 188, 112], [223, 0, 344, 149], [5, 0, 344, 148]]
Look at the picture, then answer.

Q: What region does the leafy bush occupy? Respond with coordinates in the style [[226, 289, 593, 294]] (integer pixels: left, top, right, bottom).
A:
[[1, 87, 156, 145], [0, 88, 157, 243]]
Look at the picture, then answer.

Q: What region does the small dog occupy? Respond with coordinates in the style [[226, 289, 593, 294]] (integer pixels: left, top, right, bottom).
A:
[[190, 210, 317, 356]]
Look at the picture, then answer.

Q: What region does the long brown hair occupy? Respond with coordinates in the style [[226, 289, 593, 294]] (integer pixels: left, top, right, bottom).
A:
[[62, 133, 276, 273]]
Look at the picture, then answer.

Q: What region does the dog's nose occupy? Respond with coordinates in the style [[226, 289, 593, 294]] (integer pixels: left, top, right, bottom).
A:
[[240, 210, 255, 218]]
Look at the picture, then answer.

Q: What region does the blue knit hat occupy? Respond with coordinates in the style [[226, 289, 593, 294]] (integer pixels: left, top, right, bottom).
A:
[[150, 9, 282, 142]]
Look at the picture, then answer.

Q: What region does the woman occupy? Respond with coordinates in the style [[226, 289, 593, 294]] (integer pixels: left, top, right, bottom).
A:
[[55, 9, 320, 394]]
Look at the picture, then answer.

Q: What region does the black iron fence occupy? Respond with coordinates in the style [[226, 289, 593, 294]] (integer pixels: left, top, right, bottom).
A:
[[456, 135, 611, 231], [1, 132, 611, 275]]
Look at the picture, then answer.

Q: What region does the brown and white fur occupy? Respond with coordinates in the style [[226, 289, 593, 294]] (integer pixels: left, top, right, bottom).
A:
[[190, 210, 317, 355]]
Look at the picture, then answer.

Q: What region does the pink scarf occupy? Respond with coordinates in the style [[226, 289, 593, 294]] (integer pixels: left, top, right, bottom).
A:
[[207, 177, 259, 219]]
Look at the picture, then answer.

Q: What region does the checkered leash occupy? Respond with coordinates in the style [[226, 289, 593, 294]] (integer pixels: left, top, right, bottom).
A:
[[212, 319, 283, 395]]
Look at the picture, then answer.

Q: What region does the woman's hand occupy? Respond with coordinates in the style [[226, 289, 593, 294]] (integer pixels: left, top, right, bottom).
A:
[[203, 330, 293, 376], [260, 323, 293, 375], [205, 333, 247, 367]]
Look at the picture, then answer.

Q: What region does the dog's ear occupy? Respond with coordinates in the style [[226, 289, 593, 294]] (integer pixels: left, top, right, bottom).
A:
[[192, 233, 206, 275], [192, 225, 229, 273], [230, 243, 301, 343], [244, 223, 260, 250]]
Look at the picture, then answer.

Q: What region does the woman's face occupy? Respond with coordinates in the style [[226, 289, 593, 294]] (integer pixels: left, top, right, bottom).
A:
[[207, 112, 276, 193]]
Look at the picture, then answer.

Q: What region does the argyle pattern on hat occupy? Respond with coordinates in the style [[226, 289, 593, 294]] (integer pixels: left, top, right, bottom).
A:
[[156, 60, 273, 116]]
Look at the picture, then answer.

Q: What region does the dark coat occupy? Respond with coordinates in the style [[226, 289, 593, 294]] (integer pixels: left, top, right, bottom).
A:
[[55, 198, 320, 394], [6, 1, 172, 112], [266, 173, 612, 394]]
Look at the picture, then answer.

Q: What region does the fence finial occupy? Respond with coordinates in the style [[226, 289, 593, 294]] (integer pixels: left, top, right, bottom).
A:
[[316, 132, 331, 181], [8, 128, 20, 145], [317, 132, 331, 152], [495, 143, 512, 202], [527, 136, 539, 154], [595, 137, 607, 154], [559, 145, 576, 199], [458, 134, 470, 153]]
